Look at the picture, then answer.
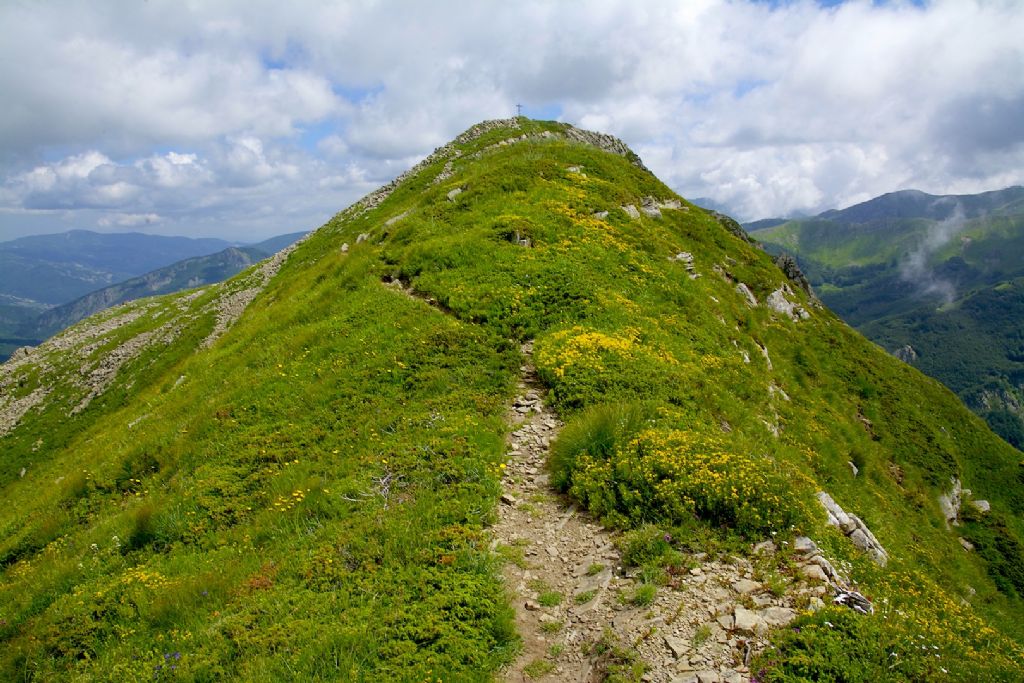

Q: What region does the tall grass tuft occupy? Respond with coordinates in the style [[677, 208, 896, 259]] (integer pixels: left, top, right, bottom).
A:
[[549, 402, 648, 492]]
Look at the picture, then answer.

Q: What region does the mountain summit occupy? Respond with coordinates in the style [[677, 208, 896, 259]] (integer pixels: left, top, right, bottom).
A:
[[1, 119, 1022, 681]]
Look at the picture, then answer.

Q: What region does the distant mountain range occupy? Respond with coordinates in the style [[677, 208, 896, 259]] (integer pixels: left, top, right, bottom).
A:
[[0, 230, 305, 360], [750, 186, 1024, 448]]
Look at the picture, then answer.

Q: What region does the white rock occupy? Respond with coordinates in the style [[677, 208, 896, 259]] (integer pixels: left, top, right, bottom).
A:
[[817, 492, 854, 532], [938, 477, 963, 526], [735, 283, 758, 307]]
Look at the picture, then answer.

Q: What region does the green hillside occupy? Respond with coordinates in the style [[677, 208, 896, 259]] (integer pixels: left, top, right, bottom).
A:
[[752, 196, 1024, 450], [1, 120, 1023, 681]]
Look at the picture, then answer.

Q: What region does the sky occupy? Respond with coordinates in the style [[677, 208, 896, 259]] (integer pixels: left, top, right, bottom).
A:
[[0, 0, 1022, 242]]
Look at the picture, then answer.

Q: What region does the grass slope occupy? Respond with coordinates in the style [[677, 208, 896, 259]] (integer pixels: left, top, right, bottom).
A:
[[1, 120, 1022, 681]]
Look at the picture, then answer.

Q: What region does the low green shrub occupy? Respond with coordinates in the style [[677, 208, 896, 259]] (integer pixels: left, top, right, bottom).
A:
[[618, 525, 678, 568], [549, 401, 648, 491], [570, 428, 804, 535]]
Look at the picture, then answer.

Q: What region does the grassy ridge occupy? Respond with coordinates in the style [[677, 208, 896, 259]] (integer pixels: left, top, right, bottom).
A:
[[1, 120, 1023, 680], [1, 240, 519, 679]]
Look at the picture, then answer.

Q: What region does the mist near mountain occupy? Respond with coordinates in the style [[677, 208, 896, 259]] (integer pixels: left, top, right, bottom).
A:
[[751, 186, 1024, 448]]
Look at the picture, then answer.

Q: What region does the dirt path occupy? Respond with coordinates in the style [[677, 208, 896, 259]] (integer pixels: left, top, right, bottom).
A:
[[491, 343, 825, 683], [492, 342, 622, 681], [374, 281, 834, 681]]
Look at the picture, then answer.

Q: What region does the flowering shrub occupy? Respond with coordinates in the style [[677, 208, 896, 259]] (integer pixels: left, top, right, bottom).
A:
[[570, 428, 802, 535], [535, 326, 679, 409]]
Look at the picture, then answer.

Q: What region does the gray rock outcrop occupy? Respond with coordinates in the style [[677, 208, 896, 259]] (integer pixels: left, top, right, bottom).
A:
[[766, 283, 810, 321], [773, 254, 816, 300], [893, 344, 918, 364], [816, 491, 888, 565], [671, 252, 700, 279], [938, 477, 963, 526], [736, 283, 758, 307]]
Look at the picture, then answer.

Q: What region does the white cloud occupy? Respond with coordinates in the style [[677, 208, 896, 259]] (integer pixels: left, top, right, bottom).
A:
[[1, 0, 1023, 241], [98, 212, 161, 228]]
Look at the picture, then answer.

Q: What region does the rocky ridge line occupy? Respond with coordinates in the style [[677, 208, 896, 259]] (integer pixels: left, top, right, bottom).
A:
[[201, 236, 306, 349], [339, 118, 648, 220]]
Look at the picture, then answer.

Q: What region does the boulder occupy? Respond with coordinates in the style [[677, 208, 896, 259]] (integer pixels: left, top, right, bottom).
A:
[[766, 283, 810, 321], [801, 564, 828, 582], [664, 635, 689, 659], [640, 197, 662, 218], [817, 492, 855, 533], [893, 344, 918, 364], [733, 606, 765, 634], [816, 492, 888, 566], [760, 606, 797, 626], [793, 536, 818, 555], [621, 204, 640, 219], [731, 579, 761, 595]]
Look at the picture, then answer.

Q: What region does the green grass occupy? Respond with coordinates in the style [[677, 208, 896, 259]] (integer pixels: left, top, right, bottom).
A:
[[523, 659, 555, 678], [1, 119, 1023, 681], [626, 584, 657, 607], [537, 591, 563, 607]]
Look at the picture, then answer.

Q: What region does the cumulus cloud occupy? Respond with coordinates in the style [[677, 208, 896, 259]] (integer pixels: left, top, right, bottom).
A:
[[0, 0, 1023, 241]]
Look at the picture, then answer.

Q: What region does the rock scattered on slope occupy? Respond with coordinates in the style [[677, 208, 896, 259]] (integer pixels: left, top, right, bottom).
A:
[[816, 492, 888, 566]]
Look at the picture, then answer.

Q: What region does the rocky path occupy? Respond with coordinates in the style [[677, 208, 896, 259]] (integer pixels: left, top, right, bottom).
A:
[[492, 343, 826, 683]]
